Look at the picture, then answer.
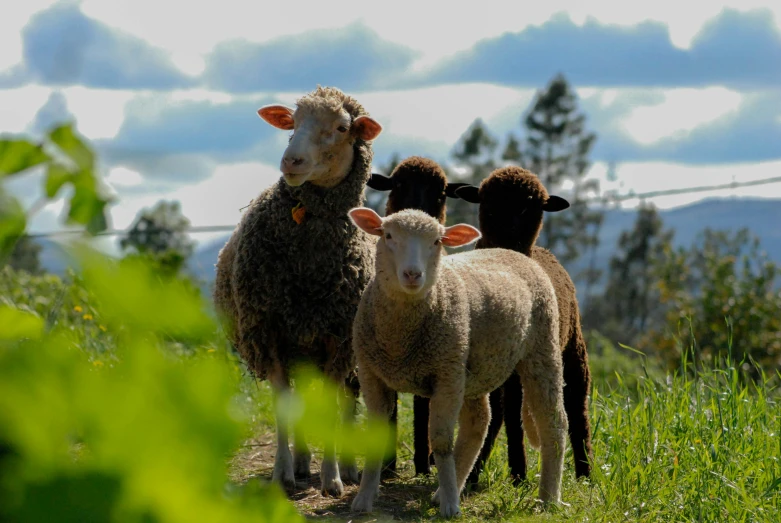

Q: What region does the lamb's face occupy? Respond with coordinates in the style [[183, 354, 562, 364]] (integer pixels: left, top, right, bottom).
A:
[[258, 100, 382, 188], [348, 207, 482, 297]]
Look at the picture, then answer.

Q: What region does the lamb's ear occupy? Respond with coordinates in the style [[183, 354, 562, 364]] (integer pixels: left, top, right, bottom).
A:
[[441, 224, 481, 247], [454, 185, 481, 204], [445, 182, 470, 199], [366, 173, 394, 191], [352, 116, 383, 141], [543, 195, 570, 212], [258, 105, 295, 130], [348, 207, 384, 236]]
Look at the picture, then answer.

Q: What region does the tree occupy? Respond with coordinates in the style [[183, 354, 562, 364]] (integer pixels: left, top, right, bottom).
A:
[[649, 228, 781, 378], [515, 74, 602, 265], [448, 119, 499, 227], [120, 200, 194, 276], [587, 203, 673, 344], [6, 235, 42, 274]]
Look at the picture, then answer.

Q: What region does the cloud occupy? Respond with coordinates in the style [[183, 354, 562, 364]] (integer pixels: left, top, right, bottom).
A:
[[414, 8, 781, 89], [19, 3, 194, 90], [30, 91, 75, 135], [203, 21, 418, 93]]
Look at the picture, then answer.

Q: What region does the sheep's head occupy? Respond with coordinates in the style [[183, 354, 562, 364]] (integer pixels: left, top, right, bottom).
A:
[[454, 166, 569, 254], [366, 156, 469, 224], [348, 207, 480, 297], [258, 86, 382, 188]]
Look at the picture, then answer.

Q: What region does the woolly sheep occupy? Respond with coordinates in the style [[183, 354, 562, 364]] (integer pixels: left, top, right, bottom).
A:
[[213, 86, 383, 497], [455, 166, 593, 484], [347, 207, 567, 517], [366, 155, 468, 475]]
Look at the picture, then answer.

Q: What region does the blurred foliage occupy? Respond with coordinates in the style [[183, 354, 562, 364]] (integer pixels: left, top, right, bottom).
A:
[[0, 122, 393, 522], [648, 228, 781, 378], [5, 234, 43, 274], [121, 200, 195, 276]]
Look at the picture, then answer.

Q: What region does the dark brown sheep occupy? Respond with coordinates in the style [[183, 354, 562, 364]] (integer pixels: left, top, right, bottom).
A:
[[365, 156, 467, 475], [455, 166, 593, 485]]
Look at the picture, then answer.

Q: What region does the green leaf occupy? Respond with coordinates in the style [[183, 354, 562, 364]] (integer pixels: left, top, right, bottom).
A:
[[65, 174, 111, 235], [44, 163, 72, 199], [0, 139, 49, 177], [0, 305, 43, 342], [0, 192, 26, 258], [47, 123, 94, 171]]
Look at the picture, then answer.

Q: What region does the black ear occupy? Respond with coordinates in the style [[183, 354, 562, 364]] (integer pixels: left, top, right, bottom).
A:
[[543, 195, 570, 212], [454, 185, 481, 204], [366, 173, 394, 191], [445, 182, 470, 199]]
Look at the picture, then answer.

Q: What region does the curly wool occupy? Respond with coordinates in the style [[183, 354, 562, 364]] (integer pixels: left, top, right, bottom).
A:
[[385, 156, 449, 223], [214, 95, 375, 381]]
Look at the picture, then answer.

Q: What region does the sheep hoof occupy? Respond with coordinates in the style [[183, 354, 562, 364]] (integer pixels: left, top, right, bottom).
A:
[[439, 501, 462, 518], [320, 477, 344, 498], [294, 452, 312, 478], [272, 465, 296, 491], [340, 462, 360, 484], [351, 490, 375, 513]]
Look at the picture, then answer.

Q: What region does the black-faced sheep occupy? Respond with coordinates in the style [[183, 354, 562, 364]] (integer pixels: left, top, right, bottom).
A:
[[213, 86, 383, 497], [454, 166, 593, 485], [365, 156, 468, 475], [348, 207, 567, 517]]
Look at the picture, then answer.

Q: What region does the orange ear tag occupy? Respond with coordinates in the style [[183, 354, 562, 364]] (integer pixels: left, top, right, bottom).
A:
[[291, 202, 306, 224]]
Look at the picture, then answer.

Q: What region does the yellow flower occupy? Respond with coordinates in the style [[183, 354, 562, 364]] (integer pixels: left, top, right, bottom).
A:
[[99, 325, 107, 332], [207, 348, 216, 353], [73, 306, 83, 313], [93, 360, 104, 367], [83, 314, 93, 321]]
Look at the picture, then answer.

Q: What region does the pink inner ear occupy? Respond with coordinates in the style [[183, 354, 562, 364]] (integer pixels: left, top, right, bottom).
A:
[[257, 105, 295, 130], [352, 116, 383, 141], [348, 207, 384, 236], [441, 224, 481, 247]]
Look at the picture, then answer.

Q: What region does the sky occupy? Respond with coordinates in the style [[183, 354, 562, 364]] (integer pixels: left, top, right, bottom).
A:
[[1, 0, 780, 251]]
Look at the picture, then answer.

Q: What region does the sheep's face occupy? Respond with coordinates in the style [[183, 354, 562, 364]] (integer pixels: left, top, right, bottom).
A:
[[258, 103, 382, 188], [348, 207, 481, 297]]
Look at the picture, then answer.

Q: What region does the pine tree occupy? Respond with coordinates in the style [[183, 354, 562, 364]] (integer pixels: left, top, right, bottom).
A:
[[518, 74, 601, 265], [448, 119, 498, 226]]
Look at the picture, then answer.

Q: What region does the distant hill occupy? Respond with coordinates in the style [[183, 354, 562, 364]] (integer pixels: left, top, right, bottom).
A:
[[25, 197, 781, 296]]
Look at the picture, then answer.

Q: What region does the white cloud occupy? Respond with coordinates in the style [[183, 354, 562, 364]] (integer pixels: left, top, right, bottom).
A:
[[59, 87, 136, 139], [621, 87, 743, 145], [105, 166, 144, 187], [0, 85, 52, 133], [0, 0, 58, 71]]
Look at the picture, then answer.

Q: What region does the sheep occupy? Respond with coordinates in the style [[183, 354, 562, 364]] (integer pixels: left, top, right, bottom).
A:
[[365, 155, 469, 475], [212, 86, 383, 498], [347, 206, 567, 517], [454, 166, 593, 486]]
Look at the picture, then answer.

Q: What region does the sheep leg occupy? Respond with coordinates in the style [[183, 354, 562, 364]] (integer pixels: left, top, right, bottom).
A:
[[503, 371, 527, 485], [517, 348, 567, 505], [339, 373, 361, 484], [428, 381, 464, 518], [293, 433, 311, 478], [413, 394, 433, 475], [320, 370, 345, 497], [563, 328, 592, 478], [466, 385, 503, 488], [452, 395, 491, 495], [381, 393, 399, 476], [351, 367, 396, 514], [269, 365, 296, 491]]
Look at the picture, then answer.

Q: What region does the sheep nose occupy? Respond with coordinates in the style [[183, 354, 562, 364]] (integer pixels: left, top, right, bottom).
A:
[[403, 269, 422, 284], [282, 156, 305, 167]]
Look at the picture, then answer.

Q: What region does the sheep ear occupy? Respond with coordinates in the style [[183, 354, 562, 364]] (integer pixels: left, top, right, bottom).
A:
[[366, 173, 394, 191], [352, 116, 383, 141], [543, 195, 570, 212], [441, 224, 481, 247], [258, 105, 295, 130], [454, 185, 481, 204], [445, 182, 470, 199], [348, 207, 384, 236]]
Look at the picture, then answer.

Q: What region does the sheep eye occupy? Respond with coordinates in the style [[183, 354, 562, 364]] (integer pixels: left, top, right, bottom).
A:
[[385, 233, 392, 240], [337, 125, 348, 133]]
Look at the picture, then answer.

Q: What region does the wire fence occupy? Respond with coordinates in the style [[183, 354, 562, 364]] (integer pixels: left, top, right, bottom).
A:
[[24, 174, 781, 239]]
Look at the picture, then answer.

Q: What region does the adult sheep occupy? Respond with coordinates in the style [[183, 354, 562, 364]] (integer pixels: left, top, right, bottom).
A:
[[455, 166, 593, 485], [213, 86, 382, 497], [366, 156, 469, 475], [348, 207, 567, 517]]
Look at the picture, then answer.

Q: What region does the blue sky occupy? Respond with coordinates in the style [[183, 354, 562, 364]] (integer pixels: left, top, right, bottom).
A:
[[1, 0, 780, 248]]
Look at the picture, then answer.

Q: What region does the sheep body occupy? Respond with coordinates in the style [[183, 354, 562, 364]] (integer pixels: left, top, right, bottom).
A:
[[349, 208, 567, 517]]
